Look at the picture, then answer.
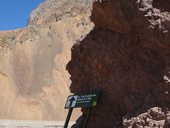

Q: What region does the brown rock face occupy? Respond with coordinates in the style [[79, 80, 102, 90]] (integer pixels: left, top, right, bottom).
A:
[[124, 107, 170, 128], [67, 0, 170, 127]]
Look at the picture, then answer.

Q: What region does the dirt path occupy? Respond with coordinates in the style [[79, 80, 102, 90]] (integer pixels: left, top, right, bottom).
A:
[[0, 120, 74, 128]]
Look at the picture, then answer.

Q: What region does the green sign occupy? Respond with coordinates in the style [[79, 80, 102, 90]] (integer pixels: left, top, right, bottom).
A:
[[65, 93, 99, 109]]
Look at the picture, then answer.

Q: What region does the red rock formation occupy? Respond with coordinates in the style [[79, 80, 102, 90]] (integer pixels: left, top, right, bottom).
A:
[[124, 107, 170, 128], [67, 0, 170, 127]]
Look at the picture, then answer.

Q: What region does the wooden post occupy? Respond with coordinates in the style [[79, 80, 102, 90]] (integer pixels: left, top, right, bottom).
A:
[[64, 108, 73, 128]]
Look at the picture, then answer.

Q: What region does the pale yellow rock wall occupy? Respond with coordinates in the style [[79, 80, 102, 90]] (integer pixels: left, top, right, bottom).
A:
[[0, 13, 93, 120]]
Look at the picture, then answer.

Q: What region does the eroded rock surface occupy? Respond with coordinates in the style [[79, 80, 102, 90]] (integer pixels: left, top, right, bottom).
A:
[[67, 0, 170, 127], [124, 107, 170, 128], [0, 0, 94, 120]]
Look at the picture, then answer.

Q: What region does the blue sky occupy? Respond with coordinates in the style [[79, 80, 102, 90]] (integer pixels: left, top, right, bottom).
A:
[[0, 0, 44, 31]]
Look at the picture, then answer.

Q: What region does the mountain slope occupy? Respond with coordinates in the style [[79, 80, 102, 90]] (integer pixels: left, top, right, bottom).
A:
[[0, 0, 94, 120]]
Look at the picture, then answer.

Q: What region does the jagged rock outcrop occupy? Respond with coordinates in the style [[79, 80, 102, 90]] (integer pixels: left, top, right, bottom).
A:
[[67, 0, 170, 127], [124, 107, 170, 128], [0, 0, 94, 120]]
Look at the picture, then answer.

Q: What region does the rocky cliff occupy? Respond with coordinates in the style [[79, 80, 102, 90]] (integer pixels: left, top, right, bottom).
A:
[[67, 0, 170, 127], [0, 0, 94, 120], [1, 0, 170, 127]]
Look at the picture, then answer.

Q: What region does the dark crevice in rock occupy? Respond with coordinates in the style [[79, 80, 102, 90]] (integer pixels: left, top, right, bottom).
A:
[[153, 0, 170, 12]]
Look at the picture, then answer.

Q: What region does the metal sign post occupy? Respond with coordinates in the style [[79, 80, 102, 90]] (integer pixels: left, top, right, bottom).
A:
[[64, 108, 73, 128], [82, 107, 92, 128], [64, 92, 100, 128]]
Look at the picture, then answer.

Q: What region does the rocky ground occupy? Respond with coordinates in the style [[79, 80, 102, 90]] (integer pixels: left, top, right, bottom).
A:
[[0, 120, 74, 128], [124, 107, 170, 128]]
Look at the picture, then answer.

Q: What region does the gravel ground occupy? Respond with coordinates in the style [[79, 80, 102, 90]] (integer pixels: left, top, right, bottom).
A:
[[0, 120, 74, 128]]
